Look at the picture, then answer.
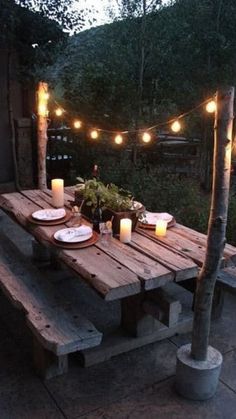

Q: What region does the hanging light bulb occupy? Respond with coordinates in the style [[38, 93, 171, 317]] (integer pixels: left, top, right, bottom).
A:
[[114, 134, 123, 145], [90, 129, 99, 139], [142, 132, 151, 143], [55, 108, 63, 117], [73, 120, 82, 129], [206, 100, 216, 113], [171, 120, 181, 133]]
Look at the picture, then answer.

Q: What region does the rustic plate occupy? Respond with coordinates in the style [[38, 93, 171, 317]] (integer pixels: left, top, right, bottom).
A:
[[28, 210, 72, 226], [32, 208, 66, 221], [51, 231, 99, 249], [54, 226, 93, 243]]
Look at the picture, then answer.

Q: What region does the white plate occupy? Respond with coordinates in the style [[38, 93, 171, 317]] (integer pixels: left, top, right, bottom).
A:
[[139, 211, 173, 225], [32, 208, 66, 221], [54, 225, 93, 243]]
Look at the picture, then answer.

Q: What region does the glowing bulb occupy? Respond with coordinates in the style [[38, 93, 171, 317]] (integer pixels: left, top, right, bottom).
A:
[[171, 120, 181, 133], [90, 130, 98, 139], [74, 120, 82, 129], [142, 132, 151, 143], [114, 134, 123, 145], [55, 108, 63, 117], [206, 100, 216, 113]]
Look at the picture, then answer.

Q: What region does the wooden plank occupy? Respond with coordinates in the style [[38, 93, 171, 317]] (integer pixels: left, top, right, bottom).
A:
[[80, 315, 193, 367], [137, 227, 229, 268], [95, 239, 173, 291], [172, 223, 236, 264], [22, 190, 174, 290], [0, 192, 141, 300], [130, 232, 198, 281], [0, 258, 102, 356]]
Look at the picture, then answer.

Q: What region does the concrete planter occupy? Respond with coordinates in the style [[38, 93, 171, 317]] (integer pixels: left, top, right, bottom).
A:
[[176, 343, 222, 400]]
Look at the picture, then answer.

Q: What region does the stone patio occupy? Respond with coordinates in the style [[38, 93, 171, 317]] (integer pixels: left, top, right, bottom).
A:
[[1, 209, 236, 419]]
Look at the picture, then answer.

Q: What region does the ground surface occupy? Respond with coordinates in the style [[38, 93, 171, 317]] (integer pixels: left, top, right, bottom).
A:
[[0, 209, 236, 419]]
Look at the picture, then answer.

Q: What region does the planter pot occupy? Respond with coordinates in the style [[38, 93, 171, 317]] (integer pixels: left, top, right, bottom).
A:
[[74, 190, 145, 235], [175, 343, 222, 400], [103, 206, 145, 235]]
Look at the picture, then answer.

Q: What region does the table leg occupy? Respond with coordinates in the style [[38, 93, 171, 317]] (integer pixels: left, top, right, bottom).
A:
[[121, 294, 156, 337]]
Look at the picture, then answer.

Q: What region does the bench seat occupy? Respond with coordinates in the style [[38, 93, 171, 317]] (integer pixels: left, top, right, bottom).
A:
[[0, 255, 102, 378]]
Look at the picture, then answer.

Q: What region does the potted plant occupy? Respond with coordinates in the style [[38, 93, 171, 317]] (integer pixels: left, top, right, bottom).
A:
[[75, 178, 145, 235]]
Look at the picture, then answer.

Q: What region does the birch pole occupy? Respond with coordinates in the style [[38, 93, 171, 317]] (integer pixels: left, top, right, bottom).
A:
[[37, 81, 49, 189], [191, 86, 235, 361]]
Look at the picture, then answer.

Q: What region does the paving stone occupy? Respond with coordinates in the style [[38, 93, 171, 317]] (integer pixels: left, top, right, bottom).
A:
[[0, 375, 65, 419], [169, 292, 236, 355], [78, 377, 236, 419], [44, 339, 177, 418], [220, 349, 236, 392]]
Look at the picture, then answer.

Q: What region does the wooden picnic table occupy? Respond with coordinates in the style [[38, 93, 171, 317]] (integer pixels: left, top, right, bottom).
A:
[[1, 187, 236, 367]]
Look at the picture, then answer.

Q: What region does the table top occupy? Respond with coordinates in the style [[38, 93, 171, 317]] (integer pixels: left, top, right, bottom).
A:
[[1, 188, 236, 301]]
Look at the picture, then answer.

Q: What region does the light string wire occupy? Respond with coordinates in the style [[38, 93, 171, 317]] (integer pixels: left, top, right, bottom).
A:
[[49, 94, 216, 136]]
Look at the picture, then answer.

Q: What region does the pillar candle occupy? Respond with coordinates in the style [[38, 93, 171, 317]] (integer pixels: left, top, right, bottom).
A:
[[155, 220, 167, 237], [51, 179, 64, 208], [120, 218, 132, 243]]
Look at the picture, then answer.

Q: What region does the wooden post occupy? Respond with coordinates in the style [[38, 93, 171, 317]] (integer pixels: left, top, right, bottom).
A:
[[191, 87, 235, 361], [37, 82, 49, 189]]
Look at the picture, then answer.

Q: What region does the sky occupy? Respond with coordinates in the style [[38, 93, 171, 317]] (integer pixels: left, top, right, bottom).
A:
[[73, 0, 119, 30]]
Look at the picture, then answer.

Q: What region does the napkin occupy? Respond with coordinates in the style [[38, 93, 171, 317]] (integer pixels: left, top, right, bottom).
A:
[[57, 225, 92, 242]]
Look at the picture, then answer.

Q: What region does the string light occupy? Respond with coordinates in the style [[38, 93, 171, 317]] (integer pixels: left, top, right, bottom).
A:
[[50, 94, 216, 142], [90, 129, 99, 139], [55, 108, 64, 117], [114, 134, 123, 144], [142, 132, 151, 143], [73, 120, 82, 129], [206, 100, 216, 113], [171, 120, 181, 133]]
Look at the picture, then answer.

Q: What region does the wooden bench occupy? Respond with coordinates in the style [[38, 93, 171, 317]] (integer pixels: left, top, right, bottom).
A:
[[0, 247, 102, 379]]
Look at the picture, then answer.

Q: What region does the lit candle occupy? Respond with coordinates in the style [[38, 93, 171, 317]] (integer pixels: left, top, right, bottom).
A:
[[120, 218, 132, 243], [51, 179, 64, 208], [155, 220, 167, 237]]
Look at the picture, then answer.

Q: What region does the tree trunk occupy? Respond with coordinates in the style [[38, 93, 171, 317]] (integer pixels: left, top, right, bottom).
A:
[[7, 51, 20, 191], [191, 87, 234, 361], [37, 81, 49, 189]]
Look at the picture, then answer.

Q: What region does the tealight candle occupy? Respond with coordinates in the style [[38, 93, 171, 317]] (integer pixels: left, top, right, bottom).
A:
[[155, 220, 167, 237], [51, 179, 64, 208], [120, 218, 132, 243]]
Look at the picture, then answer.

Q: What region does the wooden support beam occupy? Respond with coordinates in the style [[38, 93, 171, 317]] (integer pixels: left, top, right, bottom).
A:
[[33, 337, 68, 379]]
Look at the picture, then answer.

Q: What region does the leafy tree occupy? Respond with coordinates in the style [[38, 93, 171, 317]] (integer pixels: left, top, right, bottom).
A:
[[14, 0, 89, 34]]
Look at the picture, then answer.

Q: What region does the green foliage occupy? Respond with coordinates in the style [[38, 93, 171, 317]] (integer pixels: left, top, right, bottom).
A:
[[51, 0, 236, 136], [76, 178, 133, 211]]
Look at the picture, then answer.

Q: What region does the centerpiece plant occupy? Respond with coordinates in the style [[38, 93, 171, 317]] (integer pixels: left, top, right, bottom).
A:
[[75, 178, 144, 234]]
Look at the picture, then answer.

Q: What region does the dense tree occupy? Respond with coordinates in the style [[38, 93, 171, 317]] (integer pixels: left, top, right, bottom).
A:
[[14, 0, 89, 34], [52, 0, 236, 133]]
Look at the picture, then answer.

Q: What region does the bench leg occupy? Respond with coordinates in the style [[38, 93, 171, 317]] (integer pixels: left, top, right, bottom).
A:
[[121, 294, 156, 337], [33, 338, 68, 379], [32, 239, 50, 263]]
